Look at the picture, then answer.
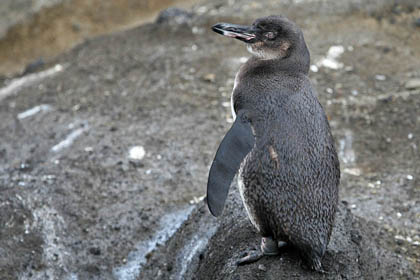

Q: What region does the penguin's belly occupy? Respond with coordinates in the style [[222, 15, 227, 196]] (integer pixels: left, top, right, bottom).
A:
[[237, 166, 261, 232], [237, 156, 289, 240]]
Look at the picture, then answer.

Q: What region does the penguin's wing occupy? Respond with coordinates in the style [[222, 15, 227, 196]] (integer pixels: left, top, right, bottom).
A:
[[207, 110, 255, 217]]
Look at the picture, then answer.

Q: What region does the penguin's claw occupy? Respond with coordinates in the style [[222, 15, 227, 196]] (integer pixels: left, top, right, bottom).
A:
[[236, 249, 263, 265]]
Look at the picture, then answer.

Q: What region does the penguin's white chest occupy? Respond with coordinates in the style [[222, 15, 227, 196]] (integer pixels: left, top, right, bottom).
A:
[[230, 71, 240, 120], [237, 166, 260, 232]]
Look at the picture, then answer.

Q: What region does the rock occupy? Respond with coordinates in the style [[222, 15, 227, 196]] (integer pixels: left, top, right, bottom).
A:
[[155, 7, 193, 25], [258, 264, 267, 271], [415, 18, 420, 27], [89, 247, 101, 255], [139, 189, 416, 279], [405, 79, 420, 90], [375, 74, 386, 81], [128, 146, 145, 161], [21, 58, 45, 76]]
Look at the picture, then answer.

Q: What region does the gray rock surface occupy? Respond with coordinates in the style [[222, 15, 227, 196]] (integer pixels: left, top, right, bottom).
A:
[[405, 79, 420, 90], [141, 189, 414, 279]]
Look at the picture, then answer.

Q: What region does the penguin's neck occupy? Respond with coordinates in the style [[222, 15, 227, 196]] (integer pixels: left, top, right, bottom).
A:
[[245, 41, 310, 75]]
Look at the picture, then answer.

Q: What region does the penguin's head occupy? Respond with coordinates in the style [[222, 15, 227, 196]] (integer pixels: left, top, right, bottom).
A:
[[212, 15, 305, 60]]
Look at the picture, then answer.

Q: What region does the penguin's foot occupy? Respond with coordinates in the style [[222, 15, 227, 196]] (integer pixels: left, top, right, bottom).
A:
[[236, 249, 263, 265], [261, 237, 281, 256], [236, 237, 284, 266]]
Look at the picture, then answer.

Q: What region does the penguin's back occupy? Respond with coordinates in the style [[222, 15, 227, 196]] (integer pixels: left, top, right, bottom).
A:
[[238, 71, 340, 255]]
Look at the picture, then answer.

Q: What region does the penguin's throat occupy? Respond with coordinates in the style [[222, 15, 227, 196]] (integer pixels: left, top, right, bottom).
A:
[[246, 41, 290, 60]]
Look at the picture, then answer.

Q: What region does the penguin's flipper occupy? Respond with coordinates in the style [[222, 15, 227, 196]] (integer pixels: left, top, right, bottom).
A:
[[207, 110, 255, 217]]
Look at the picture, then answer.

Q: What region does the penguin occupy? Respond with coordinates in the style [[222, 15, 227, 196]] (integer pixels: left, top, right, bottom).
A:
[[206, 15, 340, 271]]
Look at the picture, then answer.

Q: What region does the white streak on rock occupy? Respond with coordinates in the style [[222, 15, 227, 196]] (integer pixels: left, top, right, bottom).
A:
[[112, 206, 194, 280], [17, 104, 52, 120], [0, 64, 65, 102], [51, 125, 89, 153]]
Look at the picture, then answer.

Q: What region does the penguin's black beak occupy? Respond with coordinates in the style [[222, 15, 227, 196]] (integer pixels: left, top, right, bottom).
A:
[[212, 23, 257, 43]]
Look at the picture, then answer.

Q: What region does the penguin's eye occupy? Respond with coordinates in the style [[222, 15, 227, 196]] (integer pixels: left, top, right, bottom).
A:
[[257, 23, 271, 31], [264, 31, 276, 40]]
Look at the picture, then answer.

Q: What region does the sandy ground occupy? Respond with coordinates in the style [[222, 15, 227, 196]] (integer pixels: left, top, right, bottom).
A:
[[0, 0, 419, 279]]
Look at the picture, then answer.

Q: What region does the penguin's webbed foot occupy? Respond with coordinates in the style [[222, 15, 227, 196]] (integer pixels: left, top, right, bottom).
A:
[[261, 237, 282, 256], [236, 237, 284, 266], [236, 249, 263, 265]]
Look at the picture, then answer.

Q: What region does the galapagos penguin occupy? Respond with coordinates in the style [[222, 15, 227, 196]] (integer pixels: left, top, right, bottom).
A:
[[207, 15, 340, 271]]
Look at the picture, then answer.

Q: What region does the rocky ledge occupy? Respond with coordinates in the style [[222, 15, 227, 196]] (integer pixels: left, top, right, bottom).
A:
[[141, 188, 415, 279]]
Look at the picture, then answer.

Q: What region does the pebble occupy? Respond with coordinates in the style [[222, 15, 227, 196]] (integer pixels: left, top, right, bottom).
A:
[[343, 168, 361, 176], [192, 26, 204, 35], [310, 65, 319, 72], [196, 6, 208, 14], [19, 162, 32, 172], [203, 73, 216, 83], [42, 174, 56, 182], [405, 79, 420, 90], [375, 74, 386, 81], [129, 146, 145, 161], [406, 175, 413, 180], [84, 146, 93, 152], [351, 89, 359, 96], [258, 264, 267, 271], [408, 133, 413, 139], [344, 66, 354, 72], [394, 235, 405, 245], [89, 247, 101, 255], [317, 45, 344, 70]]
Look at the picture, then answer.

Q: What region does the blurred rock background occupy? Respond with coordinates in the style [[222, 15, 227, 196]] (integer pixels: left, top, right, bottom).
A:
[[0, 0, 196, 76]]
